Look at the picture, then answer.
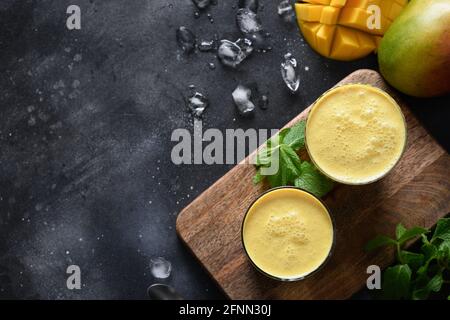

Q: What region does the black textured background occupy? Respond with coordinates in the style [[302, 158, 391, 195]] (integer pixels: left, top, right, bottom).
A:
[[0, 0, 448, 299]]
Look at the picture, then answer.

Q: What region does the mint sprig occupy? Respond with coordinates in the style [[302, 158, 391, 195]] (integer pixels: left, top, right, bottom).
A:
[[294, 162, 334, 198], [253, 120, 334, 198], [366, 217, 450, 300]]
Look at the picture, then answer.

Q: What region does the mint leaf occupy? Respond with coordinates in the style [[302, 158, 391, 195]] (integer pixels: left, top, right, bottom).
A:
[[280, 145, 302, 170], [263, 145, 302, 187], [284, 120, 306, 151], [417, 264, 429, 278], [437, 240, 450, 260], [253, 171, 264, 185], [365, 235, 397, 252], [416, 242, 438, 282], [267, 173, 282, 188], [399, 250, 424, 270], [432, 218, 450, 241], [427, 274, 444, 292], [412, 274, 443, 300], [421, 241, 438, 261], [397, 226, 428, 245], [421, 233, 430, 245], [271, 128, 290, 147], [412, 287, 429, 300], [253, 121, 334, 198], [255, 128, 289, 167], [294, 161, 334, 198], [254, 128, 295, 187], [279, 145, 302, 185], [255, 146, 273, 166], [382, 264, 411, 300], [396, 223, 407, 240]]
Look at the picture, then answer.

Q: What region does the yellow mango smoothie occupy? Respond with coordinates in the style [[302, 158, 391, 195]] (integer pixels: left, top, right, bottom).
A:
[[306, 84, 407, 185], [242, 188, 334, 280]]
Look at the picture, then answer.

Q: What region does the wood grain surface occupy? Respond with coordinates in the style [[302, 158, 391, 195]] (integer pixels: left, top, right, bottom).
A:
[[176, 69, 450, 300]]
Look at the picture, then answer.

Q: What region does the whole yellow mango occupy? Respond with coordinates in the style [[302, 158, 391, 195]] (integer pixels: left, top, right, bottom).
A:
[[378, 0, 450, 97]]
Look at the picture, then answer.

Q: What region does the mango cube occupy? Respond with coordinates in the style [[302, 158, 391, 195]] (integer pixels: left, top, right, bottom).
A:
[[320, 6, 341, 24], [330, 26, 359, 60], [296, 4, 323, 22], [299, 21, 321, 47], [316, 24, 337, 56], [346, 0, 370, 8]]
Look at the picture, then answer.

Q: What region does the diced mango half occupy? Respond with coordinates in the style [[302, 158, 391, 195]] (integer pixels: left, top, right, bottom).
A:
[[295, 0, 408, 61]]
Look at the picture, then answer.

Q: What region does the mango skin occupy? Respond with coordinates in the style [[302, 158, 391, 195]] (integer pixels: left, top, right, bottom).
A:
[[378, 0, 450, 97]]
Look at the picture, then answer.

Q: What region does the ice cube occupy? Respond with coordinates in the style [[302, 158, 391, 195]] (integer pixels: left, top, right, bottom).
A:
[[150, 257, 172, 279], [278, 0, 295, 23], [218, 40, 242, 68], [236, 8, 262, 34], [176, 26, 196, 53], [217, 39, 253, 68], [192, 0, 210, 10], [197, 39, 216, 52], [232, 85, 255, 116], [281, 53, 300, 93], [186, 91, 209, 117], [238, 0, 259, 13]]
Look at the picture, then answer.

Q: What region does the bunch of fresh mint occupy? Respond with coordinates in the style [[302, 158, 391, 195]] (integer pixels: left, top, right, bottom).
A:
[[253, 120, 334, 198], [366, 218, 450, 300]]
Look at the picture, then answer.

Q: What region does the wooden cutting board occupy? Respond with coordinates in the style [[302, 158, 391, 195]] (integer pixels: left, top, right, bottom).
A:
[[176, 69, 450, 300]]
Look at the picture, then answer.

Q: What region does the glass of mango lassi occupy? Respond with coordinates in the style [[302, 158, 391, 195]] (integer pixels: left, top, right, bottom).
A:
[[242, 187, 335, 281], [305, 84, 407, 185]]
